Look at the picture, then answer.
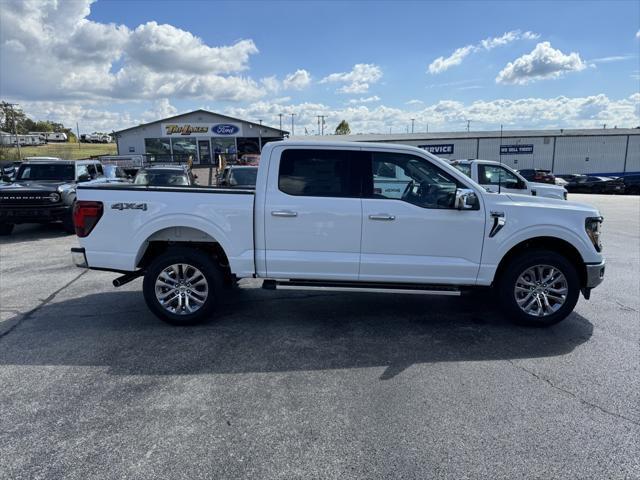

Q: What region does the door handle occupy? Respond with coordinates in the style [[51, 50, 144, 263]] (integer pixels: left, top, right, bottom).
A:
[[369, 214, 396, 221], [271, 210, 298, 218]]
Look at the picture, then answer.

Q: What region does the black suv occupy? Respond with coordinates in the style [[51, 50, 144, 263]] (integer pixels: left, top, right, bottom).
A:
[[0, 157, 104, 235]]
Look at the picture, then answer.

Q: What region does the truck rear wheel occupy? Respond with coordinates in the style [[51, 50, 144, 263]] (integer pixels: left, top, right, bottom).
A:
[[142, 247, 223, 325], [497, 249, 580, 327]]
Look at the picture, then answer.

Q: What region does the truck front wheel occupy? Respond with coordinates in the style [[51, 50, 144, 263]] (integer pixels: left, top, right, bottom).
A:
[[498, 249, 580, 327], [142, 247, 223, 325]]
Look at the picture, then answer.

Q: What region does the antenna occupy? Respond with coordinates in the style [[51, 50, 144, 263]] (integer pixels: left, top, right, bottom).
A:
[[498, 124, 503, 194]]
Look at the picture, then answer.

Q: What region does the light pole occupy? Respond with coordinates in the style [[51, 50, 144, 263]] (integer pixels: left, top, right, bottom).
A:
[[411, 118, 415, 134], [278, 113, 283, 132], [258, 119, 262, 152], [290, 113, 296, 136], [466, 119, 471, 132], [6, 103, 22, 160]]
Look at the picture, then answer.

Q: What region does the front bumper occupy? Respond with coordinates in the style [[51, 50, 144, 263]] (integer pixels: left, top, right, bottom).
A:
[[0, 204, 71, 223], [71, 247, 88, 268], [585, 260, 605, 289]]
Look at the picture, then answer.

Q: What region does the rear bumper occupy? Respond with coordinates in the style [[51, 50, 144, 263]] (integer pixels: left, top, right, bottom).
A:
[[71, 247, 88, 268], [585, 260, 605, 289]]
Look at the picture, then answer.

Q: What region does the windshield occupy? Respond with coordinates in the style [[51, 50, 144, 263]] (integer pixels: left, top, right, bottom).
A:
[[134, 170, 189, 186], [16, 164, 75, 181], [230, 168, 258, 186]]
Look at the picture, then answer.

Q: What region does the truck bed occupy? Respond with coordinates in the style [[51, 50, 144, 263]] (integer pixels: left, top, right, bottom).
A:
[[76, 184, 256, 276]]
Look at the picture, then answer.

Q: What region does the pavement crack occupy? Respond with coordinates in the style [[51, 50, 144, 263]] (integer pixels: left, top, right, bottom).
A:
[[0, 270, 88, 340], [507, 360, 639, 427]]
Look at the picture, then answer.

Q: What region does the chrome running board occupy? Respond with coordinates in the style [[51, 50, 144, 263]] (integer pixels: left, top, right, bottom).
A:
[[262, 279, 461, 296]]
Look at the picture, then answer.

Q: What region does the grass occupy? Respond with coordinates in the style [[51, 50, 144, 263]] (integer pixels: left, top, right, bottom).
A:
[[0, 143, 117, 161]]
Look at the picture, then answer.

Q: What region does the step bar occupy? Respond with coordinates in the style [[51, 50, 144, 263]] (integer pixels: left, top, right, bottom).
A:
[[262, 279, 462, 296]]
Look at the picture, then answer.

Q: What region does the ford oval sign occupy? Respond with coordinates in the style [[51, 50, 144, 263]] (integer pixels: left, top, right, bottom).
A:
[[212, 124, 240, 135]]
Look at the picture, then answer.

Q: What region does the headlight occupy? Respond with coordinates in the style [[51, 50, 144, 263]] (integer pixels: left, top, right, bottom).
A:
[[585, 216, 603, 252], [48, 192, 61, 202]]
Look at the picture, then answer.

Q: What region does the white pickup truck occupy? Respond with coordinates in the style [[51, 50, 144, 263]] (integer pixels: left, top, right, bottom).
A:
[[71, 141, 605, 327], [450, 159, 568, 200]]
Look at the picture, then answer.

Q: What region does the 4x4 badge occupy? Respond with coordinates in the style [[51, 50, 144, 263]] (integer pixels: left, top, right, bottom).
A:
[[111, 202, 147, 211]]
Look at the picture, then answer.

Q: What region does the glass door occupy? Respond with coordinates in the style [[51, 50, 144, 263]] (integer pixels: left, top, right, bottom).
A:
[[198, 140, 211, 164]]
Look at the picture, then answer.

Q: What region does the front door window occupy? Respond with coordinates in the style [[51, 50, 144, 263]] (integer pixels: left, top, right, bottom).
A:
[[198, 140, 211, 165]]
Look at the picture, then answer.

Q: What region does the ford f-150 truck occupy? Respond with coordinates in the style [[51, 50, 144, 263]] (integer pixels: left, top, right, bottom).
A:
[[71, 141, 605, 327]]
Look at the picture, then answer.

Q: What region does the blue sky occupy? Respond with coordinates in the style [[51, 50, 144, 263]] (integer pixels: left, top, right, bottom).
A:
[[1, 0, 638, 133]]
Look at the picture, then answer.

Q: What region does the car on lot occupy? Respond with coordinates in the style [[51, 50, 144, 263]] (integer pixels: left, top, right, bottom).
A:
[[0, 157, 103, 235], [564, 175, 625, 194], [1, 161, 23, 182], [217, 165, 259, 188], [88, 165, 132, 184], [450, 159, 567, 200], [621, 174, 640, 195], [518, 169, 556, 185], [72, 140, 605, 328], [133, 165, 197, 187]]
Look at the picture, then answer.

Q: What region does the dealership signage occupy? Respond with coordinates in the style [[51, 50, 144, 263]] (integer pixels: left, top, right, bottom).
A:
[[500, 144, 534, 155], [161, 123, 242, 137], [418, 144, 454, 155]]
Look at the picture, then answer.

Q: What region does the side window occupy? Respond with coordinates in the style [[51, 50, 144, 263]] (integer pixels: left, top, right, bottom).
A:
[[478, 165, 523, 189], [367, 152, 460, 209], [76, 165, 89, 179], [96, 164, 104, 175], [278, 149, 360, 197]]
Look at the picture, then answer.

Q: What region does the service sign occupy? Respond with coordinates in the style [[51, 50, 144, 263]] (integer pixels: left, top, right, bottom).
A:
[[162, 123, 210, 137], [500, 144, 534, 155], [418, 144, 454, 155]]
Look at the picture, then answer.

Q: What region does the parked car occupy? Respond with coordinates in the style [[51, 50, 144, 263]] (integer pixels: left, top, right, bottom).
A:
[[621, 174, 640, 195], [0, 157, 103, 235], [0, 161, 22, 182], [71, 141, 605, 328], [217, 165, 258, 188], [518, 169, 556, 185], [133, 165, 197, 187], [450, 160, 567, 200], [564, 175, 625, 194]]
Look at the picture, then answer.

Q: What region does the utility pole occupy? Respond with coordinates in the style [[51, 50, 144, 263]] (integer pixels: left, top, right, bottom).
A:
[[316, 115, 321, 135], [466, 119, 471, 132], [76, 122, 81, 150], [319, 115, 326, 135], [6, 103, 22, 160], [258, 119, 263, 152], [278, 113, 283, 132], [410, 118, 415, 134], [290, 113, 296, 136]]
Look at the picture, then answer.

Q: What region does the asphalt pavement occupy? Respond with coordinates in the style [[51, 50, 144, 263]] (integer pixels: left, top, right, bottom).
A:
[[0, 194, 638, 479]]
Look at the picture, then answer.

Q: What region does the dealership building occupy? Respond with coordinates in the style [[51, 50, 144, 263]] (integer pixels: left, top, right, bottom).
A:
[[298, 128, 640, 175], [114, 109, 287, 165]]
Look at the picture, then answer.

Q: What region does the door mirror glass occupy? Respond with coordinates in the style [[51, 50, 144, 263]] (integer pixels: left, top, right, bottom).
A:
[[455, 188, 479, 210], [77, 173, 91, 182]]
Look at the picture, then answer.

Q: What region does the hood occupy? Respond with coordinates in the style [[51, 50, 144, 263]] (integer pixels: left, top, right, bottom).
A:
[[530, 182, 565, 191], [503, 192, 599, 214], [0, 180, 65, 193]]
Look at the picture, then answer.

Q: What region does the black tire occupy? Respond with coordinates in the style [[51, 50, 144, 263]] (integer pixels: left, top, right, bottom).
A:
[[142, 247, 223, 325], [497, 249, 580, 327], [62, 210, 76, 234], [0, 223, 14, 236]]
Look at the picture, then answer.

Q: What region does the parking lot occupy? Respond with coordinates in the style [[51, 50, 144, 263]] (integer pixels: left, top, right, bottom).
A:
[[0, 194, 638, 479]]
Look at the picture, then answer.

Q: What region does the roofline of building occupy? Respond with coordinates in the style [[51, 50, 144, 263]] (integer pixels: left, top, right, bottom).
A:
[[113, 109, 289, 136]]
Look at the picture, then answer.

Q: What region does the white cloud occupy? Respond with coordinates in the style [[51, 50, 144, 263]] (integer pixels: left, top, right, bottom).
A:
[[405, 99, 424, 105], [428, 30, 539, 74], [223, 93, 640, 135], [496, 42, 587, 84], [347, 96, 381, 104], [0, 0, 266, 102], [283, 69, 312, 90], [590, 55, 635, 63], [320, 64, 382, 94], [636, 30, 640, 39]]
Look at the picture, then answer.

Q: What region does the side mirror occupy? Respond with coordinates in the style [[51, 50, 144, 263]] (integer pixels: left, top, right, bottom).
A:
[[77, 173, 91, 182], [455, 188, 479, 210], [1, 175, 12, 182]]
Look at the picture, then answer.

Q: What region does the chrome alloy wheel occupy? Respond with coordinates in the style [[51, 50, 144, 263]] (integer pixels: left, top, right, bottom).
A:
[[514, 264, 568, 317], [154, 263, 209, 315]]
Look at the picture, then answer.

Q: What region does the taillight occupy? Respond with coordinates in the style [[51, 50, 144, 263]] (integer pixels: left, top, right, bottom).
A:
[[73, 201, 103, 237]]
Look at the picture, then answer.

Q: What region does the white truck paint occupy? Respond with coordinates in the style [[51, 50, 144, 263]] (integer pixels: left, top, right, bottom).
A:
[[72, 141, 605, 326], [450, 159, 568, 200]]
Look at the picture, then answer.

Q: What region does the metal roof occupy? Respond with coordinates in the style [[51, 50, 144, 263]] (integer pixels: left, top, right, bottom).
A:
[[113, 109, 288, 136], [290, 127, 640, 142]]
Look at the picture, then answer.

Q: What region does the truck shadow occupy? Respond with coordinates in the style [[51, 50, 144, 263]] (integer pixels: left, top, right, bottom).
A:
[[0, 223, 71, 245], [0, 288, 594, 379]]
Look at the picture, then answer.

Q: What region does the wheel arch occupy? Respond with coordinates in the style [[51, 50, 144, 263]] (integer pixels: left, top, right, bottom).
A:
[[493, 236, 587, 287]]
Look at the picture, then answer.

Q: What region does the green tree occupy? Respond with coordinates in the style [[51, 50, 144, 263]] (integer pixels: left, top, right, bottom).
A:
[[334, 120, 351, 135], [0, 102, 28, 134]]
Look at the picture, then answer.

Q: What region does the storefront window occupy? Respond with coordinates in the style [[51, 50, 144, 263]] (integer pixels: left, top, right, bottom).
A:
[[171, 138, 197, 162], [145, 138, 171, 155], [212, 138, 237, 166]]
